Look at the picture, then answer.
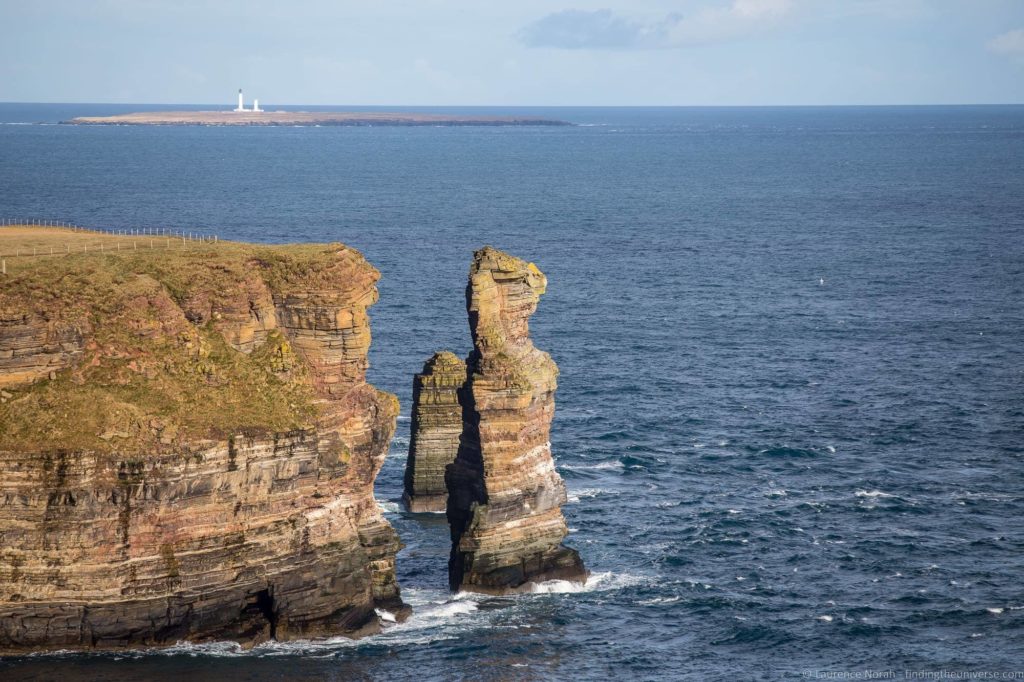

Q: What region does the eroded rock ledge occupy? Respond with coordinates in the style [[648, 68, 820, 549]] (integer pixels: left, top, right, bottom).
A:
[[403, 351, 466, 513], [0, 241, 405, 651], [445, 247, 586, 593]]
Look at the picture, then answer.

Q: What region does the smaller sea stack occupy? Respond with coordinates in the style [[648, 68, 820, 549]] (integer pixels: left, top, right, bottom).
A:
[[446, 247, 586, 593], [403, 351, 467, 512]]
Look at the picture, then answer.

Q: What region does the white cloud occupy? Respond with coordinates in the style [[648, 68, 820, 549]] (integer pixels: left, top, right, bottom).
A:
[[520, 0, 797, 50], [665, 0, 795, 46], [988, 28, 1024, 59]]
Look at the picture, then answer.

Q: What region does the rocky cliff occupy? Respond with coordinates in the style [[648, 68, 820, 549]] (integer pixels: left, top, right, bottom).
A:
[[445, 247, 586, 593], [403, 351, 466, 513], [0, 242, 405, 651]]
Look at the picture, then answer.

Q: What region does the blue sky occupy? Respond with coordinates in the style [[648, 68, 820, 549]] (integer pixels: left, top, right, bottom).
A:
[[2, 0, 1023, 105]]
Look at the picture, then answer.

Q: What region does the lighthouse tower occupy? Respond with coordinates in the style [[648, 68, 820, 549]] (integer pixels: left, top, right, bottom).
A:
[[253, 98, 262, 113], [235, 88, 245, 112]]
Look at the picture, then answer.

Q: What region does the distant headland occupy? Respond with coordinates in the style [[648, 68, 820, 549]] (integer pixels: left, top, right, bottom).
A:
[[62, 87, 571, 126], [64, 111, 571, 127]]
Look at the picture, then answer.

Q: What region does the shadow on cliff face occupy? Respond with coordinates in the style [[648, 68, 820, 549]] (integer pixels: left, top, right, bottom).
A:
[[239, 589, 278, 642]]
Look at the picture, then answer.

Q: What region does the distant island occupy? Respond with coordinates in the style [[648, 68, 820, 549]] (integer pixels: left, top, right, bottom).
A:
[[63, 111, 572, 127]]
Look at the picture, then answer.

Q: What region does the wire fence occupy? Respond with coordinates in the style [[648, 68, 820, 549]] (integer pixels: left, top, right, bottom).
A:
[[0, 219, 220, 273]]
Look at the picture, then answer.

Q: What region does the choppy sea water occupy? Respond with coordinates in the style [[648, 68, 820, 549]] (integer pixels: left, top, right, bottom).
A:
[[1, 104, 1022, 681]]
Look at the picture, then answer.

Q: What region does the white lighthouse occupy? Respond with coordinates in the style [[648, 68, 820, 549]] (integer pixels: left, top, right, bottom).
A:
[[235, 88, 245, 112], [253, 98, 262, 113]]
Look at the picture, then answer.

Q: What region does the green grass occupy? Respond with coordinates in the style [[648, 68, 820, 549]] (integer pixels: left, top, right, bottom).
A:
[[0, 230, 374, 456]]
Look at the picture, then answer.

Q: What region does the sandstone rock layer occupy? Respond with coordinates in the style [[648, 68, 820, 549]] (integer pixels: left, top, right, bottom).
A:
[[403, 351, 466, 512], [446, 247, 586, 593], [0, 242, 405, 651]]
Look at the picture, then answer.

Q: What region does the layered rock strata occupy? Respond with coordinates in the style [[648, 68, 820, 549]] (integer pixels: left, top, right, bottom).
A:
[[0, 243, 405, 651], [445, 247, 586, 593], [403, 352, 467, 512], [0, 313, 85, 389]]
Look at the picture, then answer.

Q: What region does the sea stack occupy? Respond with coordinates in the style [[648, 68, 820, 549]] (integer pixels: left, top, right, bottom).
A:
[[446, 247, 586, 593], [403, 351, 467, 512]]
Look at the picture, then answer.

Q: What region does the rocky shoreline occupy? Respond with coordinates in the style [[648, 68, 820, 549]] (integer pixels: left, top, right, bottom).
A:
[[0, 233, 584, 652]]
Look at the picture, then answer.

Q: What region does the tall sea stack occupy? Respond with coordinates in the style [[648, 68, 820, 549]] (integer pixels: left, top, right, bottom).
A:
[[446, 247, 586, 593], [403, 351, 466, 512]]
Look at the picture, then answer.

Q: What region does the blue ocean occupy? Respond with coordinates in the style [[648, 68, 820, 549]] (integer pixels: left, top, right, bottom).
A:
[[1, 104, 1022, 681]]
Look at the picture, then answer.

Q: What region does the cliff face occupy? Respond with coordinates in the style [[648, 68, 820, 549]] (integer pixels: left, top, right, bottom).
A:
[[0, 313, 85, 389], [0, 243, 404, 651], [403, 352, 466, 512], [445, 247, 586, 593]]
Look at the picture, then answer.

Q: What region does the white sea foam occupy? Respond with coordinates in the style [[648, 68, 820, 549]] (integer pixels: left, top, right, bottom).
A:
[[376, 500, 401, 514], [528, 579, 591, 594], [560, 460, 624, 471], [855, 490, 895, 498], [261, 631, 459, 655], [159, 640, 246, 657], [637, 595, 681, 606], [528, 571, 648, 594], [420, 601, 478, 619], [147, 612, 470, 658], [817, 615, 833, 622], [566, 488, 615, 503], [987, 607, 1004, 614]]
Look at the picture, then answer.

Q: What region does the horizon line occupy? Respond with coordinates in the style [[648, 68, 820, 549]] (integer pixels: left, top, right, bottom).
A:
[[2, 101, 1024, 109]]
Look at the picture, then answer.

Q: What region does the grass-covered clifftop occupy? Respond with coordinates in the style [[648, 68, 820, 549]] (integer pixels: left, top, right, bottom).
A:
[[0, 227, 379, 455]]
